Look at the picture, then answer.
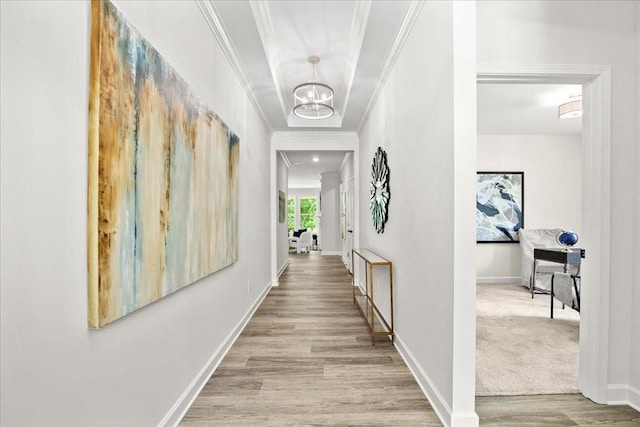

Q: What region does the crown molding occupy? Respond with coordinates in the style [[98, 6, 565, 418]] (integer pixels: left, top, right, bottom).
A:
[[357, 0, 424, 133], [339, 1, 372, 120], [196, 0, 272, 134], [249, 0, 290, 122], [279, 151, 291, 168], [272, 131, 358, 142], [271, 131, 359, 151]]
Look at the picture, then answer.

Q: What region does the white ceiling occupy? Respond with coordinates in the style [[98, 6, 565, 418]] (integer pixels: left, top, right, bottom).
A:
[[478, 83, 582, 135], [211, 0, 413, 131], [208, 2, 582, 186], [283, 150, 349, 189]]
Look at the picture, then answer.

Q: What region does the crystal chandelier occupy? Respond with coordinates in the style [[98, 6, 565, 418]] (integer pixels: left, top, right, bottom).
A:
[[292, 56, 334, 120]]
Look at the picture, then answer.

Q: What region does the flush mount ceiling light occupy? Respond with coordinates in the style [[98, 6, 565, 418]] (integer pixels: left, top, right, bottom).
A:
[[558, 94, 582, 119], [293, 56, 334, 120]]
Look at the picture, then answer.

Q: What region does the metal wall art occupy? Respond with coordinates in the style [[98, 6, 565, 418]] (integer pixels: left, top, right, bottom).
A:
[[370, 147, 390, 233]]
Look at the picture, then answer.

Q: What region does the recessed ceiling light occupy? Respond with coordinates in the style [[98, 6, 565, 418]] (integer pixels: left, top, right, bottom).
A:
[[312, 156, 319, 162]]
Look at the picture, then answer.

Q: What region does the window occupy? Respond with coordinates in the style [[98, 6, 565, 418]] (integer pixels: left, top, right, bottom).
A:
[[287, 198, 295, 232], [299, 197, 317, 230]]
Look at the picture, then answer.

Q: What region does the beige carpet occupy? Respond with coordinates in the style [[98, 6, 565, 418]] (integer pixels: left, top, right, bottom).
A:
[[476, 283, 580, 396]]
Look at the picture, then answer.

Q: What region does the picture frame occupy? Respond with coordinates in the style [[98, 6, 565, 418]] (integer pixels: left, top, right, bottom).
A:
[[476, 171, 524, 243], [278, 190, 286, 223]]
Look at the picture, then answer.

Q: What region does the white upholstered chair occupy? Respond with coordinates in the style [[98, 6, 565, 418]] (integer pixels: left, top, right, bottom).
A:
[[290, 231, 312, 253]]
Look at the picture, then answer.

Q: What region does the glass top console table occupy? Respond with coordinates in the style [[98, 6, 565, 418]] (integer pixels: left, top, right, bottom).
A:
[[351, 248, 393, 345]]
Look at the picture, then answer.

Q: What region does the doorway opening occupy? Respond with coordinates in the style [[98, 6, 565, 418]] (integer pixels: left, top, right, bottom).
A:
[[271, 144, 358, 285], [474, 65, 612, 403], [475, 82, 583, 396]]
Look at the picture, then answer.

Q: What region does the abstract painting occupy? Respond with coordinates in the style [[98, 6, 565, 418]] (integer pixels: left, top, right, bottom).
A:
[[476, 172, 524, 243], [87, 0, 239, 328]]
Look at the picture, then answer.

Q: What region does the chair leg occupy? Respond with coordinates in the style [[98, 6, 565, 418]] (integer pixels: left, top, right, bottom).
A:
[[572, 276, 581, 311], [550, 275, 554, 319]]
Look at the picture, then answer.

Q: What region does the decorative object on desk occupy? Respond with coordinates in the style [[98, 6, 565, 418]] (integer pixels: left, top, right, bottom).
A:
[[278, 191, 286, 223], [476, 172, 524, 243], [87, 0, 240, 328], [557, 230, 579, 252], [370, 147, 390, 233]]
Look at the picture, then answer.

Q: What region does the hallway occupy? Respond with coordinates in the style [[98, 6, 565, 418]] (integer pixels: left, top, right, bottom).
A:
[[181, 253, 439, 425]]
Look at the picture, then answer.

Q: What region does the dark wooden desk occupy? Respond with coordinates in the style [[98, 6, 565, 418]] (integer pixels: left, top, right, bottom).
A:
[[532, 248, 584, 295], [533, 248, 584, 318], [533, 247, 584, 266]]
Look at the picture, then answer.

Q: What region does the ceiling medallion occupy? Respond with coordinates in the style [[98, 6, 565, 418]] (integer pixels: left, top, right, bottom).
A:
[[292, 56, 334, 120], [370, 147, 390, 233]]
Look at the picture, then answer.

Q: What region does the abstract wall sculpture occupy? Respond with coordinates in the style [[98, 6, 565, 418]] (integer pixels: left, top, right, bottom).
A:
[[370, 147, 390, 233], [476, 172, 524, 243], [87, 0, 240, 328]]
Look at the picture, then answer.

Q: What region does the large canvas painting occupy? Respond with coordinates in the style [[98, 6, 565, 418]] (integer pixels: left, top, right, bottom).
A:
[[476, 172, 524, 243], [87, 0, 239, 328]]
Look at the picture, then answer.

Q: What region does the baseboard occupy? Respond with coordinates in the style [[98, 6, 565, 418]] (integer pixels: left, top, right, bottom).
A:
[[160, 282, 272, 426], [607, 384, 640, 412], [276, 259, 290, 283], [394, 334, 452, 426], [321, 250, 341, 256], [630, 386, 640, 412], [476, 276, 519, 284], [450, 411, 480, 426]]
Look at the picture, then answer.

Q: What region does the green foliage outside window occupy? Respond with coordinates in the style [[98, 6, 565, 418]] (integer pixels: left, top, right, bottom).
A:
[[299, 198, 317, 230], [287, 198, 295, 231]]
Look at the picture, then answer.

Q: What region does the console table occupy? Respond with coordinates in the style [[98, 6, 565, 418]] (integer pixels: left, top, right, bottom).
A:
[[351, 248, 393, 345]]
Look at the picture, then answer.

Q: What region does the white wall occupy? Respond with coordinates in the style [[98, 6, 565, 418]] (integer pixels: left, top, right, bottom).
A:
[[0, 2, 271, 426], [320, 172, 340, 254], [276, 155, 289, 275], [631, 1, 640, 409], [478, 0, 637, 406], [340, 152, 355, 268], [476, 134, 582, 282], [359, 2, 477, 425]]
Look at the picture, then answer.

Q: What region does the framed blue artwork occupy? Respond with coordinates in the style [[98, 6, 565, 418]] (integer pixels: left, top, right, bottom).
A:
[[476, 172, 524, 243]]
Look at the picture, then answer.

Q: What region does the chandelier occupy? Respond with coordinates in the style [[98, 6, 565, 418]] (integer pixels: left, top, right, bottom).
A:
[[292, 56, 334, 120]]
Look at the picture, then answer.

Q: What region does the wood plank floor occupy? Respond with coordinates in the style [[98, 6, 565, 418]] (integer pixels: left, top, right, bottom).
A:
[[476, 395, 640, 426], [181, 253, 440, 425], [181, 252, 640, 426]]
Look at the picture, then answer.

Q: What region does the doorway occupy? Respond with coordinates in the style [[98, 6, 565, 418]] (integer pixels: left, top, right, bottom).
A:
[[475, 65, 612, 403], [475, 82, 583, 396], [270, 134, 359, 287]]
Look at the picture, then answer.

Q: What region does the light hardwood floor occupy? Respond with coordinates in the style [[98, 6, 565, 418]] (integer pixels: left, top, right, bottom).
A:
[[181, 252, 639, 426]]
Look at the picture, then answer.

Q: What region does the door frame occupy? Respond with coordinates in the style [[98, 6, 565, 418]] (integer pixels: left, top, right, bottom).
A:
[[270, 132, 360, 286], [476, 63, 612, 403]]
